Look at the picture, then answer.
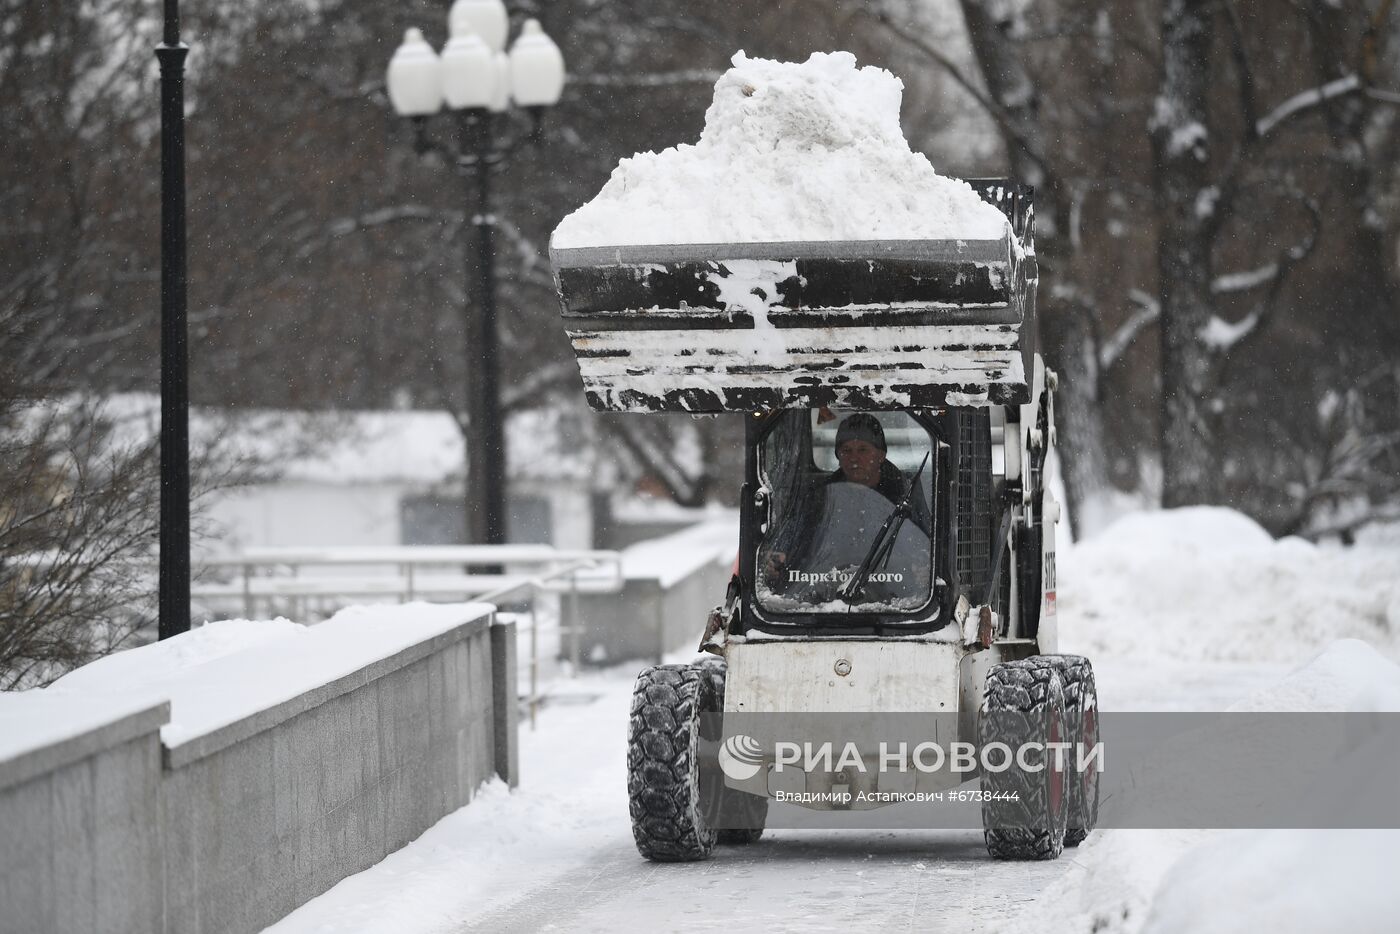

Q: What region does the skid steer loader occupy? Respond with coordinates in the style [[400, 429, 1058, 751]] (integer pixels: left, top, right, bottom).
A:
[[550, 181, 1098, 862]]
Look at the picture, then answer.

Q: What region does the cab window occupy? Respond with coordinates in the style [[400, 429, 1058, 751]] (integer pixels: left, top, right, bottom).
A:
[[755, 409, 936, 614]]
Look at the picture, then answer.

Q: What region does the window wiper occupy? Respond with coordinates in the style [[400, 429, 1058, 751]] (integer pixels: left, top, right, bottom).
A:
[[839, 451, 930, 605]]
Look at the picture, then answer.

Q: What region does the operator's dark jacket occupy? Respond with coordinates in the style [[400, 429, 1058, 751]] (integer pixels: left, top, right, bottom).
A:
[[767, 461, 933, 573], [825, 461, 933, 534]]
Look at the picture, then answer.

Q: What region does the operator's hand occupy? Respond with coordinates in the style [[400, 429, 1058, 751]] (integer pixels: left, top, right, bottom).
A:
[[763, 550, 788, 586]]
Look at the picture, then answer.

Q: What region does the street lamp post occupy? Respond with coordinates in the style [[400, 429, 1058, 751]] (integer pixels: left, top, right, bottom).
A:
[[385, 2, 565, 546], [156, 0, 190, 640]]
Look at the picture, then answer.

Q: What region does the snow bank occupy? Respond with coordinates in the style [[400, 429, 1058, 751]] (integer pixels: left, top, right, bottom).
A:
[[552, 51, 1009, 247], [1089, 506, 1275, 552], [45, 603, 491, 748], [999, 642, 1400, 934], [1059, 507, 1400, 665], [1139, 642, 1400, 934], [1228, 638, 1400, 712], [1141, 830, 1397, 934], [1022, 520, 1400, 934]]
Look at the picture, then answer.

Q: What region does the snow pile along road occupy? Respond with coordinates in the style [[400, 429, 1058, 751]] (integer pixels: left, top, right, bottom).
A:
[[999, 507, 1400, 934], [998, 640, 1400, 934], [551, 51, 1009, 247], [1058, 507, 1400, 665]]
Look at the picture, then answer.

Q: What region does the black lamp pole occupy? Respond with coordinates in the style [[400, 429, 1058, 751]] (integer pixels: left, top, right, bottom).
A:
[[410, 106, 545, 547], [390, 14, 562, 548], [458, 110, 507, 547], [156, 0, 190, 640]]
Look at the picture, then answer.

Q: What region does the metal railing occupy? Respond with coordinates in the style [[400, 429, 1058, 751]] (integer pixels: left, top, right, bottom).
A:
[[188, 545, 624, 727], [190, 545, 620, 608], [11, 544, 625, 726]]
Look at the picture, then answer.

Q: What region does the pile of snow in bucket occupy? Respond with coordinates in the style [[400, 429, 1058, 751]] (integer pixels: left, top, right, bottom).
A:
[[551, 51, 1010, 247]]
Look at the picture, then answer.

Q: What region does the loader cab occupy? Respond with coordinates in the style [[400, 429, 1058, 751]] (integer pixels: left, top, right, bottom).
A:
[[739, 406, 967, 636]]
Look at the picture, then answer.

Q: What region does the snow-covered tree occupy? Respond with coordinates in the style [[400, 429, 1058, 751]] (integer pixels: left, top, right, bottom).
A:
[[880, 0, 1400, 536]]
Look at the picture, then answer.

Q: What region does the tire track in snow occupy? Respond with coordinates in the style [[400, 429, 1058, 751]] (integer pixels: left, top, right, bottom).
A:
[[460, 830, 1075, 933]]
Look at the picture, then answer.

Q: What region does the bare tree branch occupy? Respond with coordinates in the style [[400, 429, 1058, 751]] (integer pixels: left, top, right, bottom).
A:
[[1208, 191, 1322, 360], [1212, 263, 1280, 293], [293, 204, 454, 260], [602, 418, 706, 507], [501, 362, 578, 413], [1256, 73, 1362, 139], [1100, 290, 1160, 372], [1364, 87, 1400, 104], [862, 5, 1052, 181]]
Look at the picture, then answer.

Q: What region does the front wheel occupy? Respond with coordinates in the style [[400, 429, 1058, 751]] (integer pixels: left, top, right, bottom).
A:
[[980, 657, 1070, 860], [627, 664, 718, 861], [697, 655, 768, 844]]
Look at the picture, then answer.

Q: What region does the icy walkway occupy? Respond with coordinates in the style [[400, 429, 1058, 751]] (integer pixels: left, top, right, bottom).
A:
[[264, 664, 1079, 934], [261, 654, 1291, 934]]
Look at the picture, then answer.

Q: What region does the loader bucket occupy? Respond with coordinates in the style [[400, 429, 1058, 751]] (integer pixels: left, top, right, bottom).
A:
[[550, 180, 1037, 414]]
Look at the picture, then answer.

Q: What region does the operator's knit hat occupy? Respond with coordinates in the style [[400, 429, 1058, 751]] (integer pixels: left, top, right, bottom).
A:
[[835, 413, 886, 452]]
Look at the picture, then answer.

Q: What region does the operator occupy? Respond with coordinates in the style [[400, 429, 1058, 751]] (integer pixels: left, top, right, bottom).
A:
[[763, 413, 931, 587], [827, 413, 906, 501]]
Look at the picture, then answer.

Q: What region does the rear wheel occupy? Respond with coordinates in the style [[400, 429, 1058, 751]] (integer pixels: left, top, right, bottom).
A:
[[980, 657, 1069, 860], [1052, 655, 1099, 847], [627, 665, 717, 861]]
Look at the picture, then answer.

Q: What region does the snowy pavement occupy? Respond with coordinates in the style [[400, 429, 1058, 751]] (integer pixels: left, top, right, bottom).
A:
[[263, 667, 1070, 934], [263, 654, 1294, 934], [265, 509, 1400, 934]]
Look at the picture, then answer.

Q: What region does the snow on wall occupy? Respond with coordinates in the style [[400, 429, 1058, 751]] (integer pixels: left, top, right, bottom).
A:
[[46, 604, 493, 749], [615, 515, 737, 589], [0, 689, 163, 769], [552, 51, 1010, 248], [1, 601, 513, 934]]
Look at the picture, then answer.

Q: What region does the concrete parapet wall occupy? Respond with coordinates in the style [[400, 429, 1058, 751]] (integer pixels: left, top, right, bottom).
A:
[[0, 703, 167, 934], [0, 610, 516, 934], [576, 520, 736, 664]]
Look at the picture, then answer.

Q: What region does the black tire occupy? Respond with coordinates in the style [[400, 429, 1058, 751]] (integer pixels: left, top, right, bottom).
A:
[[1051, 655, 1099, 847], [980, 657, 1070, 861], [627, 665, 717, 861], [696, 653, 728, 701], [696, 655, 767, 845], [715, 820, 766, 845]]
